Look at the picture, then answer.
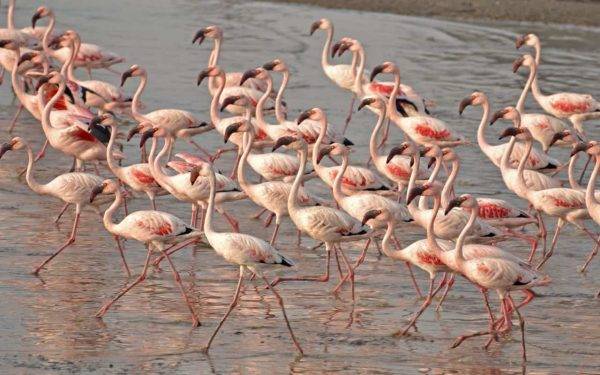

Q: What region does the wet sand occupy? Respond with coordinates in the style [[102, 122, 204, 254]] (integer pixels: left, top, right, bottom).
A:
[[265, 0, 600, 27]]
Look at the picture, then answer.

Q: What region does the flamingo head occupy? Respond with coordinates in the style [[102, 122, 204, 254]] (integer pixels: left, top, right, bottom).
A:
[[316, 143, 351, 164], [241, 67, 269, 86], [420, 144, 441, 168], [441, 147, 458, 162], [197, 66, 223, 86], [192, 25, 222, 45], [35, 71, 62, 92], [262, 59, 287, 73], [310, 18, 331, 35], [512, 54, 535, 74], [223, 120, 251, 143], [490, 106, 520, 126], [121, 65, 145, 86], [56, 30, 81, 47], [273, 136, 305, 152], [515, 33, 539, 49], [445, 194, 476, 215], [0, 137, 25, 159], [297, 107, 324, 125], [138, 124, 165, 147], [386, 142, 416, 164], [332, 38, 359, 58], [407, 181, 442, 205], [90, 113, 115, 130], [499, 126, 531, 142], [190, 163, 213, 185], [549, 130, 576, 148], [361, 209, 387, 226], [32, 6, 52, 28], [17, 51, 45, 68], [90, 179, 119, 203], [220, 94, 251, 113], [0, 39, 19, 50], [358, 96, 384, 112], [458, 91, 487, 114], [370, 61, 398, 82], [571, 141, 600, 157]]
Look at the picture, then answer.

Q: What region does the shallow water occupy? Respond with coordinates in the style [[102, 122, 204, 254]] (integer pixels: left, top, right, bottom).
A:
[[0, 0, 600, 373]]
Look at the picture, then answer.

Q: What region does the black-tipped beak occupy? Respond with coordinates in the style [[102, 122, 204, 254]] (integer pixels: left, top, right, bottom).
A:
[[512, 57, 525, 73], [419, 146, 431, 157], [224, 122, 243, 143], [120, 69, 133, 87], [361, 209, 382, 226], [220, 96, 240, 112], [0, 142, 13, 159], [297, 110, 312, 125], [35, 75, 50, 92], [316, 145, 333, 164], [190, 167, 200, 185], [0, 39, 12, 48], [197, 68, 211, 86], [89, 184, 104, 203], [427, 157, 436, 169], [444, 197, 462, 215], [458, 97, 473, 115], [549, 131, 568, 147], [262, 61, 277, 71], [139, 128, 157, 147], [515, 35, 526, 49], [17, 52, 36, 66], [63, 86, 75, 104], [240, 69, 259, 86], [386, 145, 407, 164], [571, 142, 591, 157], [192, 28, 207, 44], [407, 185, 427, 205], [309, 21, 321, 36], [358, 97, 376, 111], [272, 136, 295, 151], [499, 127, 520, 140], [89, 115, 105, 129], [370, 64, 385, 82], [490, 109, 508, 125], [31, 12, 41, 29], [126, 126, 140, 142], [331, 41, 342, 58]]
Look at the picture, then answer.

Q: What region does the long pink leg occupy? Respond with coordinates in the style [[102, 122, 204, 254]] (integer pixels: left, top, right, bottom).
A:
[[333, 246, 344, 281], [508, 296, 527, 362], [392, 232, 423, 298], [334, 245, 355, 301], [113, 236, 131, 277], [150, 197, 157, 210], [96, 247, 153, 318], [537, 211, 547, 255], [229, 149, 241, 180], [190, 204, 198, 227], [578, 154, 592, 184], [259, 274, 304, 355], [8, 103, 23, 133], [220, 210, 240, 232], [435, 274, 455, 311], [335, 239, 371, 292], [507, 228, 538, 262], [264, 212, 274, 228], [270, 223, 280, 246], [270, 245, 332, 287], [341, 94, 356, 135], [53, 202, 71, 224], [152, 238, 201, 267], [580, 234, 600, 272], [33, 140, 49, 163], [537, 218, 564, 269], [202, 266, 245, 353], [32, 209, 81, 275], [393, 275, 440, 337], [252, 208, 267, 220], [158, 245, 201, 327], [187, 139, 213, 160]]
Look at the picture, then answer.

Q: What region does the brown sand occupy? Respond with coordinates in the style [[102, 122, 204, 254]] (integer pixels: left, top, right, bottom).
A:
[[263, 0, 600, 27]]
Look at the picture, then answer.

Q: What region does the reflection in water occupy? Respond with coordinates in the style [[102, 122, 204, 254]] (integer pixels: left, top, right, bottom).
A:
[[0, 0, 599, 373]]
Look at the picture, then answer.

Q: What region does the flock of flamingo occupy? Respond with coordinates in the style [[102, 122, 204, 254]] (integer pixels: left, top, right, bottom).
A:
[[1, 1, 600, 361]]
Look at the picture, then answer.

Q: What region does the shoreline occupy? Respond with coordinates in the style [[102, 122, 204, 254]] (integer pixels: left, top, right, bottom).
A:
[[262, 0, 600, 27]]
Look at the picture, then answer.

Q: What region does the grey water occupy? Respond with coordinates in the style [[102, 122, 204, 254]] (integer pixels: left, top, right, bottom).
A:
[[0, 0, 599, 373]]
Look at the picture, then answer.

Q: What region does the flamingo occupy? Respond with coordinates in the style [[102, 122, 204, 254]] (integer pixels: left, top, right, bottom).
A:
[[269, 134, 372, 300], [371, 62, 466, 147], [515, 33, 541, 65], [459, 91, 561, 171], [499, 126, 599, 269], [90, 179, 203, 327], [513, 54, 600, 119], [191, 162, 303, 355], [0, 137, 130, 276], [192, 25, 268, 93]]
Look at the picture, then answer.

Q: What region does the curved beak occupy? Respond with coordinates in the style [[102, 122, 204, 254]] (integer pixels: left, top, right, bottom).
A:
[[31, 11, 42, 29], [549, 131, 568, 147], [515, 35, 526, 49], [89, 115, 106, 129], [192, 28, 207, 44], [490, 109, 508, 125], [0, 39, 12, 48], [126, 125, 141, 142], [309, 21, 321, 36], [370, 64, 385, 82], [63, 85, 75, 104], [358, 97, 376, 111], [406, 185, 427, 205], [444, 197, 462, 215], [458, 97, 473, 115], [361, 209, 382, 226], [386, 145, 407, 164], [316, 145, 334, 164], [427, 157, 436, 169], [512, 56, 525, 73], [190, 166, 200, 185], [240, 69, 259, 86], [297, 109, 312, 125], [0, 142, 13, 159], [197, 68, 211, 86], [224, 121, 244, 143], [220, 95, 241, 112], [272, 136, 295, 151], [89, 184, 105, 203], [34, 75, 50, 92], [571, 142, 591, 157], [17, 52, 37, 67], [419, 146, 431, 157], [120, 69, 133, 87], [139, 128, 158, 147], [499, 126, 520, 140], [262, 61, 277, 71]]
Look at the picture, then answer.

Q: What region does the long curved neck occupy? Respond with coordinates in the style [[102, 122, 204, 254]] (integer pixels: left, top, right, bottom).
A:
[[131, 72, 148, 121], [103, 188, 123, 235], [454, 204, 478, 264], [529, 62, 546, 104], [289, 146, 308, 213], [10, 48, 31, 105], [419, 156, 442, 209], [426, 194, 442, 251], [534, 42, 541, 66], [586, 155, 600, 209], [516, 138, 534, 197], [500, 133, 518, 172], [23, 143, 46, 195], [568, 154, 583, 190], [387, 70, 402, 123], [106, 124, 124, 179], [321, 26, 333, 71], [208, 37, 222, 93], [380, 221, 406, 260], [150, 137, 175, 190], [40, 80, 66, 134], [369, 106, 386, 162], [41, 14, 56, 58], [66, 39, 81, 82], [312, 117, 328, 167], [60, 40, 76, 77], [203, 168, 217, 235], [209, 73, 225, 124], [477, 99, 492, 151], [516, 62, 535, 113], [332, 152, 348, 203], [255, 75, 273, 130], [406, 152, 421, 215], [352, 47, 366, 96], [7, 0, 15, 29], [275, 70, 289, 123], [237, 131, 253, 189], [441, 159, 459, 207]]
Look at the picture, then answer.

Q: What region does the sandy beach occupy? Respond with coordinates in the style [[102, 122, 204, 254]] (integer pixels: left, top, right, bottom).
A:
[[264, 0, 600, 26]]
